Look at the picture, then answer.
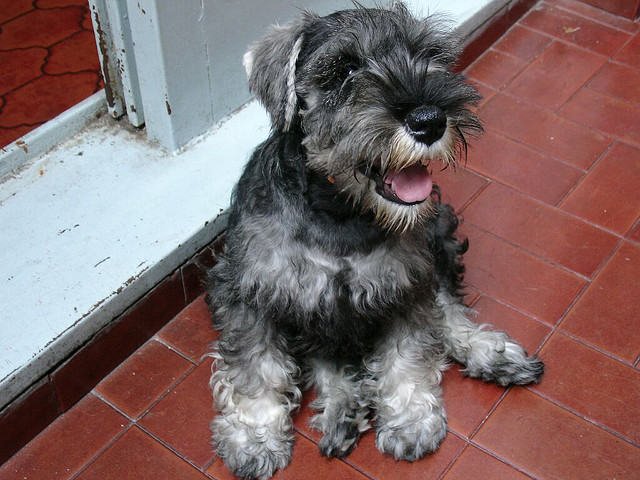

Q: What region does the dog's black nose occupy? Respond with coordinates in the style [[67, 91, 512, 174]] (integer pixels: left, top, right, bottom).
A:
[[405, 106, 447, 145]]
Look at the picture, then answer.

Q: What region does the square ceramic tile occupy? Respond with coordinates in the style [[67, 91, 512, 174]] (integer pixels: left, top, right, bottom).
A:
[[588, 61, 640, 105], [492, 25, 551, 62], [463, 182, 619, 277], [461, 225, 586, 324], [578, 0, 640, 19], [94, 340, 194, 419], [441, 364, 506, 438], [560, 142, 640, 235], [560, 88, 640, 146], [156, 295, 218, 362], [0, 395, 126, 480], [504, 41, 605, 111], [206, 434, 369, 480], [627, 221, 640, 242], [465, 49, 527, 90], [52, 271, 186, 411], [432, 165, 488, 210], [615, 32, 640, 69], [442, 444, 531, 480], [478, 93, 611, 170], [474, 388, 640, 479], [139, 359, 216, 468], [521, 3, 631, 56], [75, 427, 209, 480], [561, 242, 640, 364], [534, 332, 640, 443], [465, 130, 583, 205], [547, 0, 640, 30], [467, 80, 497, 108]]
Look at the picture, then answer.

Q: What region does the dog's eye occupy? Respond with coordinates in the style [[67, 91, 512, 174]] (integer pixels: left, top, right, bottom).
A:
[[338, 62, 359, 82], [320, 58, 360, 92]]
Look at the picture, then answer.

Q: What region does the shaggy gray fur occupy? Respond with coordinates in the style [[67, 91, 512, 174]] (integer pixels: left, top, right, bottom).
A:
[[206, 3, 543, 479]]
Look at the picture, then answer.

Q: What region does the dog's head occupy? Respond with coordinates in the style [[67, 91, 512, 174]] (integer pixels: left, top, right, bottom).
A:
[[244, 2, 482, 231]]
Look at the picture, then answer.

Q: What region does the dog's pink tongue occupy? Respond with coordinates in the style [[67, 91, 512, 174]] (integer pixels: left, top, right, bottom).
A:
[[386, 164, 433, 203]]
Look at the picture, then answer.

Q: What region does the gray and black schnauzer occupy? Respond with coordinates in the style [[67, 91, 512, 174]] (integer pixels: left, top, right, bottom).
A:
[[206, 3, 544, 478]]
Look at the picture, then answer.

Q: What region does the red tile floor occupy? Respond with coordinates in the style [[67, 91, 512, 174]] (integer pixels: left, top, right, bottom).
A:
[[1, 0, 640, 479], [0, 0, 103, 148]]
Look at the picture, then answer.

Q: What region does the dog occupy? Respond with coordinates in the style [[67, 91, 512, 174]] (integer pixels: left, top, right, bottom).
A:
[[206, 3, 544, 478]]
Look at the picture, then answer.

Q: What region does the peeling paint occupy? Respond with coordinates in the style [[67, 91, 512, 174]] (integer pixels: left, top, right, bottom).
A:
[[92, 9, 116, 108], [15, 140, 28, 154]]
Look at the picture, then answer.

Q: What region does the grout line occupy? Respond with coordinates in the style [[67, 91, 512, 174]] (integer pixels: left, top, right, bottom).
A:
[[463, 220, 594, 282], [516, 21, 628, 62], [555, 55, 610, 115], [556, 95, 640, 148], [550, 329, 638, 369], [435, 433, 470, 480], [471, 100, 606, 174], [471, 292, 555, 329], [623, 217, 640, 242], [582, 82, 640, 110], [456, 174, 492, 213], [525, 387, 640, 449], [491, 27, 553, 64], [544, 0, 639, 35], [94, 357, 199, 424], [552, 239, 624, 331], [436, 438, 469, 480], [467, 439, 538, 479], [461, 150, 633, 248], [134, 422, 215, 475], [153, 335, 201, 365], [468, 387, 513, 440], [69, 393, 135, 480], [554, 139, 615, 207]]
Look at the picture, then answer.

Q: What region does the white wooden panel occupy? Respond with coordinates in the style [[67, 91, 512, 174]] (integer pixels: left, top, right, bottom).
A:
[[202, 0, 376, 121], [103, 0, 145, 126], [88, 0, 126, 118]]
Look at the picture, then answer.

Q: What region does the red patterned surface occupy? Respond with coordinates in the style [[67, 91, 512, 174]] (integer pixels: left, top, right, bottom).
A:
[[0, 0, 102, 147]]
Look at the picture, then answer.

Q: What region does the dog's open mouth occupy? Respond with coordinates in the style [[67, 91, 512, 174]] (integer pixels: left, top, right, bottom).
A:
[[364, 163, 433, 205]]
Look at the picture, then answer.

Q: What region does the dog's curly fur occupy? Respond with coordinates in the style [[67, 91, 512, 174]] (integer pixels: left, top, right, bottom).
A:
[[206, 4, 544, 479]]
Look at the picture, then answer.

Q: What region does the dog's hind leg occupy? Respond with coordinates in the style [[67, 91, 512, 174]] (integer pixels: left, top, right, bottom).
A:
[[437, 289, 544, 386], [209, 306, 301, 480], [305, 359, 370, 458], [365, 322, 448, 461]]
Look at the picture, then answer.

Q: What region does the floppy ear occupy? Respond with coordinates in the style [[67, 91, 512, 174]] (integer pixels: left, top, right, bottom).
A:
[[244, 14, 315, 131]]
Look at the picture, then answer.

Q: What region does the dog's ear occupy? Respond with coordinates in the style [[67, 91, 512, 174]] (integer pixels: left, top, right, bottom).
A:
[[244, 14, 315, 132]]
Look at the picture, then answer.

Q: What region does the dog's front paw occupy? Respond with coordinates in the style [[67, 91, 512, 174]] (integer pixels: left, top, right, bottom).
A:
[[375, 411, 447, 462], [212, 415, 293, 479], [464, 339, 545, 387], [314, 418, 361, 458], [491, 353, 545, 386]]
